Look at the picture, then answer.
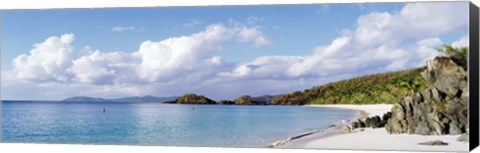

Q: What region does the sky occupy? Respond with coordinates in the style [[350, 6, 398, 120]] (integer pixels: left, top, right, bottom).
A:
[[0, 2, 470, 101]]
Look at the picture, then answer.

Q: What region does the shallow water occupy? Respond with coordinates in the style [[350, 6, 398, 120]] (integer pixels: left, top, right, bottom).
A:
[[1, 101, 357, 147]]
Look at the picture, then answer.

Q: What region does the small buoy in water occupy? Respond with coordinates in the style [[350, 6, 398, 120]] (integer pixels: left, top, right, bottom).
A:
[[102, 108, 106, 113]]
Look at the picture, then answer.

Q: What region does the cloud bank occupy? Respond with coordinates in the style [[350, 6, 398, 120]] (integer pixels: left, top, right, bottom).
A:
[[1, 2, 469, 100]]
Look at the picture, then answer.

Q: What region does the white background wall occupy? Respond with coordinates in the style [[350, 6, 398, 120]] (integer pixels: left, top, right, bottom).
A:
[[0, 0, 479, 153]]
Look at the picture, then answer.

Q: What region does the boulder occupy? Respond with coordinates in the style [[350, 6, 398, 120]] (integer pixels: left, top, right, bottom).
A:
[[385, 57, 468, 135], [421, 57, 468, 98], [365, 116, 381, 128], [351, 112, 391, 129]]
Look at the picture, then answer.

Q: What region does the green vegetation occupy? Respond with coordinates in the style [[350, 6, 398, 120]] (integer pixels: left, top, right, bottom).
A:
[[171, 93, 217, 104], [234, 96, 257, 105], [271, 68, 427, 105], [219, 100, 235, 105], [437, 44, 468, 60]]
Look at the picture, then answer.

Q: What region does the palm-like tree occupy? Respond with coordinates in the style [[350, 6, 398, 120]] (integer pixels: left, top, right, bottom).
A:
[[437, 44, 468, 59]]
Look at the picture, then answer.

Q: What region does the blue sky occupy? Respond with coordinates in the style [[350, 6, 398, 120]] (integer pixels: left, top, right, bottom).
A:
[[0, 2, 469, 100], [1, 3, 406, 69]]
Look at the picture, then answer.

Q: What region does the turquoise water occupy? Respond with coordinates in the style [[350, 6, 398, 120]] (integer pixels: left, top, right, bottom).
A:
[[1, 101, 357, 147]]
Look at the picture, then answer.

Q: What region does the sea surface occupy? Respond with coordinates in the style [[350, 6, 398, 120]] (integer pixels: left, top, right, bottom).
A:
[[1, 101, 357, 147]]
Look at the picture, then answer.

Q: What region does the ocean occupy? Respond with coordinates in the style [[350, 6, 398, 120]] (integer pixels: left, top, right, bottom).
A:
[[1, 101, 357, 147]]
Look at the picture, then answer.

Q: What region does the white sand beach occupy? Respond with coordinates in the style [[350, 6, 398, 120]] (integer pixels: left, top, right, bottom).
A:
[[277, 104, 469, 152], [308, 104, 394, 117]]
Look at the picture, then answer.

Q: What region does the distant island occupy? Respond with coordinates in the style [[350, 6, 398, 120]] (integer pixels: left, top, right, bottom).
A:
[[62, 93, 276, 105], [163, 94, 274, 105]]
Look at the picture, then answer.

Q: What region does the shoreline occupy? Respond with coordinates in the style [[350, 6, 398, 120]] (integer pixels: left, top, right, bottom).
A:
[[267, 104, 392, 148], [272, 104, 469, 152]]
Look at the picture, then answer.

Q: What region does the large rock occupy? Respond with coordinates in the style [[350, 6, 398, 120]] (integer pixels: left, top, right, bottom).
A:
[[422, 57, 468, 98], [385, 57, 468, 135], [352, 112, 391, 129]]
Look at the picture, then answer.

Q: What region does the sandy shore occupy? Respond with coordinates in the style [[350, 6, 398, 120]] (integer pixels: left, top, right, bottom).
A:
[[307, 104, 394, 118], [276, 104, 469, 152]]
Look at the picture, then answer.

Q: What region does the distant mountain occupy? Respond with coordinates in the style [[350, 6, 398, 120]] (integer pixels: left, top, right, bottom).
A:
[[62, 96, 106, 102], [62, 95, 177, 103]]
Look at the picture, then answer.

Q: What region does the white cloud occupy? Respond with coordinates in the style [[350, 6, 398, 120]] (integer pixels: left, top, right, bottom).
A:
[[5, 21, 271, 100], [451, 35, 469, 48], [289, 36, 352, 76], [12, 33, 74, 82], [136, 23, 269, 82], [68, 50, 140, 85], [398, 3, 467, 35], [354, 12, 392, 47], [218, 2, 468, 82], [353, 2, 468, 47], [218, 65, 252, 77], [221, 55, 303, 78], [415, 37, 443, 64], [237, 27, 270, 46], [111, 26, 141, 32], [208, 56, 222, 65]]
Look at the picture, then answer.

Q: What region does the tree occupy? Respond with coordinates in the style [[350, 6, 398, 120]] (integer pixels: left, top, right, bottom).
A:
[[437, 44, 468, 59]]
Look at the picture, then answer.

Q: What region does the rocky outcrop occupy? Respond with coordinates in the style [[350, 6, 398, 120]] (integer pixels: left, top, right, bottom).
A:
[[164, 93, 217, 104], [385, 57, 468, 135], [352, 112, 391, 129]]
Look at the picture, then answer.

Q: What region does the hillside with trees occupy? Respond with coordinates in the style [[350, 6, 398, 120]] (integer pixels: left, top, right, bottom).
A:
[[271, 68, 427, 105], [271, 44, 467, 105]]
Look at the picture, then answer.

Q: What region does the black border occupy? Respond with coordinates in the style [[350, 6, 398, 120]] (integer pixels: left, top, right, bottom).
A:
[[470, 1, 479, 151]]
